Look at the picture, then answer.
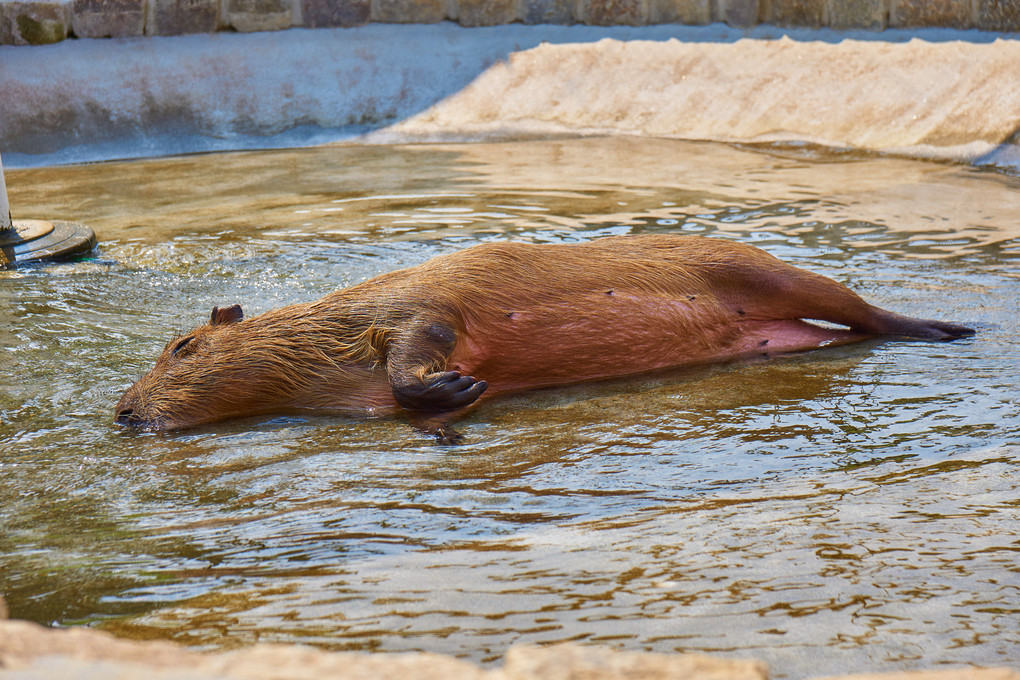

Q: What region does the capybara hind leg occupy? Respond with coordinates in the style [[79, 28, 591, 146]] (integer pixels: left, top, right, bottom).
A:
[[704, 246, 974, 341], [773, 278, 977, 341], [387, 319, 488, 413], [751, 272, 975, 340]]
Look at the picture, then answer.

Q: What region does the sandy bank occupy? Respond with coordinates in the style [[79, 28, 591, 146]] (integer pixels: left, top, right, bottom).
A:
[[1, 23, 1019, 169]]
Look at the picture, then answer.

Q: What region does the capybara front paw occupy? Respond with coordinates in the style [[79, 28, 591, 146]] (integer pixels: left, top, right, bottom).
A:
[[394, 371, 488, 413]]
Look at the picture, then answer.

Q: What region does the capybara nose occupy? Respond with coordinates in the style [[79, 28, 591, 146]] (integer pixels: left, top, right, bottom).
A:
[[115, 408, 139, 426]]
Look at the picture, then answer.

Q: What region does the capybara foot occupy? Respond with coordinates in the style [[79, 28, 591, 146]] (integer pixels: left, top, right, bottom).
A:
[[874, 311, 977, 341], [411, 415, 466, 445], [921, 319, 976, 341], [393, 371, 488, 413]]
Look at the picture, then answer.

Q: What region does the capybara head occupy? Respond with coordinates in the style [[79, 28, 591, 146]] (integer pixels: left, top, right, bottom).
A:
[[115, 301, 397, 431], [115, 305, 264, 430]]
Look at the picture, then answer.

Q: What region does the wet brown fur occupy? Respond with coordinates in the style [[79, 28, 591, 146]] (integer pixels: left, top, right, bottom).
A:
[[115, 234, 974, 435]]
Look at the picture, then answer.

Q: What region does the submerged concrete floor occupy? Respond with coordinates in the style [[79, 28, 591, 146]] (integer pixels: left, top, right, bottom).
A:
[[1, 23, 1019, 168]]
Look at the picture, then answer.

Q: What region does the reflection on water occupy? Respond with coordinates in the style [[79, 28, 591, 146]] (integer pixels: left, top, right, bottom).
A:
[[1, 138, 1018, 679]]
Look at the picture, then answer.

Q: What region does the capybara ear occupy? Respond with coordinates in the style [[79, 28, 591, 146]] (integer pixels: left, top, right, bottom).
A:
[[210, 305, 244, 326]]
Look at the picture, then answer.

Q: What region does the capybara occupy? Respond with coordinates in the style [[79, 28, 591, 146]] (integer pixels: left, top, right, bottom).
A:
[[115, 234, 974, 440]]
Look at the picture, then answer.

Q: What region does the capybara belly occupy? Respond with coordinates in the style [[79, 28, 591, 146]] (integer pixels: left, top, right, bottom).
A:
[[446, 291, 867, 394]]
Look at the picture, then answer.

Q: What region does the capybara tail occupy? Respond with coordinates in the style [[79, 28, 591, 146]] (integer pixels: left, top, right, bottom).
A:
[[864, 307, 976, 341]]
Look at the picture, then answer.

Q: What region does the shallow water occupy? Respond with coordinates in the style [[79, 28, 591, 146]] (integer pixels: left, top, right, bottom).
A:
[[1, 137, 1018, 678]]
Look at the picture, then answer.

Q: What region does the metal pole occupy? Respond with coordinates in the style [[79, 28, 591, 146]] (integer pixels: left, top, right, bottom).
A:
[[0, 152, 12, 231]]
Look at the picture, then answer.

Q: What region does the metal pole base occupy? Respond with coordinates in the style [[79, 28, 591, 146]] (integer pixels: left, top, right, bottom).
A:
[[1, 219, 97, 268]]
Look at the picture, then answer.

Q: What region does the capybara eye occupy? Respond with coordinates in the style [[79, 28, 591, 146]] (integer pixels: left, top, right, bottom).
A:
[[172, 336, 194, 356]]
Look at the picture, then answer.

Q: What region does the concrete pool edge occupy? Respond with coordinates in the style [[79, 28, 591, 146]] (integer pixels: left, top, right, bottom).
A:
[[2, 617, 1019, 680], [2, 23, 1020, 171]]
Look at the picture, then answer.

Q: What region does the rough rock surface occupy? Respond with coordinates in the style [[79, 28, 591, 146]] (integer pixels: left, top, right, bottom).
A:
[[576, 0, 650, 25], [647, 0, 709, 24], [761, 0, 825, 27], [70, 0, 143, 36], [977, 0, 1020, 29], [1, 619, 1018, 680], [828, 0, 886, 28], [147, 0, 219, 34], [0, 619, 767, 680], [456, 0, 518, 25], [302, 0, 370, 26], [370, 0, 445, 20], [4, 0, 1020, 44], [519, 0, 571, 23], [715, 0, 758, 25], [502, 644, 768, 679], [890, 0, 971, 27], [0, 0, 70, 43], [225, 0, 292, 31], [816, 673, 1020, 680]]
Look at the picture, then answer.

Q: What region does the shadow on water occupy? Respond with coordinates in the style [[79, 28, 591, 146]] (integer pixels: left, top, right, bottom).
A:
[[1, 137, 1018, 678]]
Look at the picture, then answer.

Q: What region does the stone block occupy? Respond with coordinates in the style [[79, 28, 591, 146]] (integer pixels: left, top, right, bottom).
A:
[[71, 0, 144, 37], [762, 0, 823, 26], [890, 0, 970, 26], [370, 0, 444, 21], [827, 0, 886, 29], [977, 0, 1020, 30], [148, 0, 217, 34], [648, 0, 709, 23], [0, 0, 71, 44], [302, 0, 368, 25], [577, 0, 650, 25], [712, 0, 759, 26], [504, 645, 770, 680], [520, 0, 573, 23], [226, 0, 291, 31], [456, 0, 516, 25]]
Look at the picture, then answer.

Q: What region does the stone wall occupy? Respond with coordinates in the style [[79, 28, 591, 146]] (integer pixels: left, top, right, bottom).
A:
[[2, 0, 1019, 44]]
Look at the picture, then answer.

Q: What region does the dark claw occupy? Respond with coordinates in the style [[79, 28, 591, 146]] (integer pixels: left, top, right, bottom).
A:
[[410, 415, 466, 445], [433, 423, 465, 445], [393, 371, 488, 413]]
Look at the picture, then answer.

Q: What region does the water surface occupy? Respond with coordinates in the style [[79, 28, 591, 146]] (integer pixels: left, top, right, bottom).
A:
[[1, 137, 1018, 678]]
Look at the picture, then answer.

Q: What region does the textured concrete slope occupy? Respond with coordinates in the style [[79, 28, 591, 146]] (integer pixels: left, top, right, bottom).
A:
[[372, 34, 1020, 164], [1, 24, 1019, 167]]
